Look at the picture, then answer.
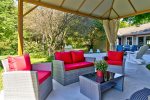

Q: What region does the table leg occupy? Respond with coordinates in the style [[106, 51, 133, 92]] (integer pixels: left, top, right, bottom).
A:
[[79, 76, 101, 100], [114, 77, 124, 91]]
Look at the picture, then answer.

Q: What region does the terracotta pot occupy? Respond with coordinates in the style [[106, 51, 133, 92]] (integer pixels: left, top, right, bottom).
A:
[[96, 70, 104, 77]]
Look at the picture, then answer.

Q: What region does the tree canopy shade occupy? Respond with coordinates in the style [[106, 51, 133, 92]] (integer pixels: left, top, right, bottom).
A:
[[0, 0, 17, 55], [123, 13, 150, 25]]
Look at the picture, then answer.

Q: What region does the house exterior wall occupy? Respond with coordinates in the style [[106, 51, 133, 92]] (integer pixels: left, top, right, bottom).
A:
[[120, 34, 150, 46], [133, 36, 136, 45]]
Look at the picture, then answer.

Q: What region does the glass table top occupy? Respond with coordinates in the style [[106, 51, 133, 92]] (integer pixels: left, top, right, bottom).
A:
[[82, 72, 123, 84]]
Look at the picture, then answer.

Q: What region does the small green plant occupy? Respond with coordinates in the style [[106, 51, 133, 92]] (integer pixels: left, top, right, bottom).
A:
[[146, 64, 150, 70], [95, 60, 108, 72]]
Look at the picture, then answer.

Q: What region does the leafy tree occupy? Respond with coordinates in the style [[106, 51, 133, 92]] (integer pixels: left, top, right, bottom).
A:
[[24, 7, 78, 55], [0, 0, 17, 55], [123, 13, 150, 25], [65, 19, 105, 51], [119, 21, 130, 28], [84, 19, 105, 50]]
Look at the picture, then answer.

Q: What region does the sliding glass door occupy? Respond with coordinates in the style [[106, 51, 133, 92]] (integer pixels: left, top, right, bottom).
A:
[[146, 36, 150, 45], [127, 37, 132, 45], [138, 37, 144, 47]]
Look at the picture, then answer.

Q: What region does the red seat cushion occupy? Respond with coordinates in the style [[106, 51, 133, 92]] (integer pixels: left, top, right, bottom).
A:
[[107, 60, 123, 66], [65, 62, 94, 71], [8, 54, 32, 71], [108, 51, 124, 61], [71, 50, 85, 63], [55, 52, 72, 64], [37, 71, 51, 85]]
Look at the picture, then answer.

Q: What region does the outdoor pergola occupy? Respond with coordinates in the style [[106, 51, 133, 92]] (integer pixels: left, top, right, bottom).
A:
[[18, 0, 150, 55]]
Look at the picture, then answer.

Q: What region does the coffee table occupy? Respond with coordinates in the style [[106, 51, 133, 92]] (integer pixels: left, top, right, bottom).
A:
[[79, 72, 124, 100]]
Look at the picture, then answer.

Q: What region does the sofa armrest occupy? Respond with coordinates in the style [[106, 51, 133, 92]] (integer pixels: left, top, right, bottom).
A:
[[52, 60, 65, 71], [123, 57, 126, 66], [32, 62, 52, 71], [85, 57, 96, 63], [3, 71, 39, 100]]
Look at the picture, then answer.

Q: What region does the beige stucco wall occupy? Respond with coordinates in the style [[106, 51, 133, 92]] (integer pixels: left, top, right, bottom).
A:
[[133, 36, 136, 45]]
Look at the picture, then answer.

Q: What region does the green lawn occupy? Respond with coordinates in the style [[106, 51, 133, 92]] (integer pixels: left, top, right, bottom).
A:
[[0, 67, 3, 91], [0, 55, 53, 91]]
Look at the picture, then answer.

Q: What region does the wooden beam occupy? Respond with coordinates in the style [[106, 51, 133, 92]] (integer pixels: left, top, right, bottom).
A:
[[23, 0, 104, 20], [108, 0, 115, 19], [23, 5, 38, 17], [102, 9, 110, 17], [60, 0, 65, 7], [77, 0, 86, 11], [128, 0, 137, 13], [18, 0, 24, 55], [112, 8, 120, 17], [90, 0, 104, 15]]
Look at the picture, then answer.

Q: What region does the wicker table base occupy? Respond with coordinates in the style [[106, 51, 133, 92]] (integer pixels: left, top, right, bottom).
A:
[[79, 72, 124, 100]]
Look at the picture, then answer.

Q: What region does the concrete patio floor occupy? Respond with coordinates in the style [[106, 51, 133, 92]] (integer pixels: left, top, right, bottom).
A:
[[0, 56, 150, 100], [47, 61, 150, 100]]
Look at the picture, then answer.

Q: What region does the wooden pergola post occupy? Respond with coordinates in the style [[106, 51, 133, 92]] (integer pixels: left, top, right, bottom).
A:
[[18, 0, 23, 55], [106, 39, 110, 51]]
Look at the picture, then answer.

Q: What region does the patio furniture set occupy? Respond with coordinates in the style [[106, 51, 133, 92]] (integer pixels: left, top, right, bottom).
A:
[[117, 45, 138, 52], [1, 50, 125, 100], [126, 45, 149, 64]]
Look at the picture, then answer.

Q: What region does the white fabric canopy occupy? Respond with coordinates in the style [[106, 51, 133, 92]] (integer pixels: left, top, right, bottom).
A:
[[24, 0, 150, 20], [103, 19, 119, 51]]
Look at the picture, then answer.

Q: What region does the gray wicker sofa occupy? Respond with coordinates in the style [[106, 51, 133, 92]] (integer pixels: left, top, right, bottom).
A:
[[1, 57, 52, 100], [53, 51, 95, 86]]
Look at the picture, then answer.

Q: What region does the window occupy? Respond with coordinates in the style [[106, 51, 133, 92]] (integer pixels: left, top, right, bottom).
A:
[[138, 37, 144, 47], [127, 37, 132, 45], [146, 36, 150, 45]]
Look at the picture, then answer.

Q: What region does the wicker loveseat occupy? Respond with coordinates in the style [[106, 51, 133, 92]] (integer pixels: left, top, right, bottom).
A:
[[53, 50, 95, 86], [1, 54, 52, 100]]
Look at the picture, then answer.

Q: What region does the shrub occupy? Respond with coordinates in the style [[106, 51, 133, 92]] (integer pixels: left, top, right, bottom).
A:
[[46, 56, 54, 62], [146, 64, 150, 70], [30, 52, 48, 58]]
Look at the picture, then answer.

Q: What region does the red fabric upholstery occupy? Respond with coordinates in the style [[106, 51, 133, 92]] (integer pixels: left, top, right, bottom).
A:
[[106, 60, 123, 66], [55, 52, 72, 64], [71, 50, 85, 63], [37, 71, 51, 85], [8, 54, 32, 71], [65, 62, 94, 71], [108, 51, 123, 61], [55, 52, 62, 60], [106, 51, 124, 66]]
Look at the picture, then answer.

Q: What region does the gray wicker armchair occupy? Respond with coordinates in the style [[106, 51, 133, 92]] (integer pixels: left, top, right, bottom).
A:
[[53, 51, 96, 86], [103, 51, 126, 75], [1, 59, 53, 100]]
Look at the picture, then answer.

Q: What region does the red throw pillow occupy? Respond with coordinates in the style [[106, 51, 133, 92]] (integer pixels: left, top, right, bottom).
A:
[[8, 54, 32, 71], [108, 51, 123, 61], [71, 50, 85, 63], [55, 52, 72, 64]]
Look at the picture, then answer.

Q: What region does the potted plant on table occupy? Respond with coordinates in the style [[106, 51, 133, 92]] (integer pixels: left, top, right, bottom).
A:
[[95, 60, 108, 77]]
